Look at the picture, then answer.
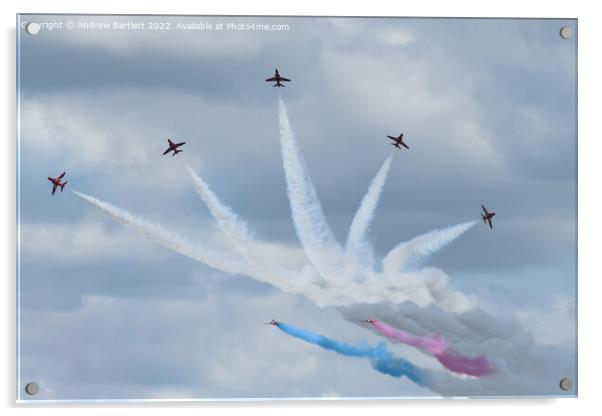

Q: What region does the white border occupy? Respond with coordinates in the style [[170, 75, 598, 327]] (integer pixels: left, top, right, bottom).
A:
[[3, 0, 600, 415]]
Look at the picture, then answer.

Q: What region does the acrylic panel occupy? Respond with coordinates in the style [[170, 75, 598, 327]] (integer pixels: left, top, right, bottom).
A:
[[16, 14, 577, 401]]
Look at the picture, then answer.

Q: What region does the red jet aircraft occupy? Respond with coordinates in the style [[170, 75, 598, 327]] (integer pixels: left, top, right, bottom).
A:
[[387, 133, 409, 150], [47, 172, 68, 195], [265, 69, 291, 87], [163, 138, 186, 156], [263, 319, 280, 326], [481, 205, 496, 229]]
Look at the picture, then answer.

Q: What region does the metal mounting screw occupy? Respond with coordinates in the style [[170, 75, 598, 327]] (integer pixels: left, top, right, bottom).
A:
[[559, 26, 573, 39], [24, 382, 39, 396], [559, 377, 573, 391]]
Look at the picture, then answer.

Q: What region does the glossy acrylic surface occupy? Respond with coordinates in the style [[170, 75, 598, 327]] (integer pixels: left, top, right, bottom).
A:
[[17, 15, 577, 401]]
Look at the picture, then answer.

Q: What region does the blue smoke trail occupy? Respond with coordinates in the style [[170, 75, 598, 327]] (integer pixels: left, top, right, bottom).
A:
[[275, 322, 430, 388]]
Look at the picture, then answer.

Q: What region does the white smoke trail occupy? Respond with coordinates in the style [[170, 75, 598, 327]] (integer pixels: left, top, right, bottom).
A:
[[345, 154, 393, 269], [71, 190, 250, 275], [71, 100, 475, 312], [186, 164, 254, 249], [278, 95, 345, 283], [72, 189, 326, 296], [72, 188, 473, 310], [186, 164, 311, 286], [382, 221, 477, 274]]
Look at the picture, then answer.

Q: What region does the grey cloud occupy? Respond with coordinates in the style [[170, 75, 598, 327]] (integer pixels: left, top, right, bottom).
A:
[[339, 298, 575, 397], [19, 289, 430, 400]]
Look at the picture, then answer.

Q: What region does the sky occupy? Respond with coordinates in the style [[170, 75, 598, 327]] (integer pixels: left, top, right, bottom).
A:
[[17, 15, 577, 400]]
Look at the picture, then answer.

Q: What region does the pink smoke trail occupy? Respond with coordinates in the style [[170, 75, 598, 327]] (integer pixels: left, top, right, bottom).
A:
[[369, 319, 449, 355], [434, 349, 495, 377], [369, 319, 495, 377]]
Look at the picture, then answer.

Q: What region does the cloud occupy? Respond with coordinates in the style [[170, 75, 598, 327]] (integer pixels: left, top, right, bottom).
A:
[[375, 28, 415, 47], [340, 300, 575, 397], [317, 49, 505, 180], [19, 217, 166, 263], [18, 16, 576, 400], [19, 289, 429, 400], [327, 18, 415, 47], [20, 90, 205, 172], [52, 93, 575, 398], [513, 295, 576, 347], [18, 88, 284, 221]]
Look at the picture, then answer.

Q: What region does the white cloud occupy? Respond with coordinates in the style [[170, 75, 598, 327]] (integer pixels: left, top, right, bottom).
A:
[[373, 28, 415, 47], [18, 88, 277, 211], [20, 217, 164, 262], [318, 49, 504, 180], [514, 295, 576, 346], [326, 18, 414, 47], [20, 90, 203, 172], [19, 214, 253, 265]]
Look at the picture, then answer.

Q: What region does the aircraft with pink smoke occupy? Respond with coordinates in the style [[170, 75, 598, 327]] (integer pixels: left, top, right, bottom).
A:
[[265, 69, 291, 88], [163, 138, 186, 156], [481, 205, 496, 229], [47, 172, 68, 195], [387, 133, 409, 150]]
